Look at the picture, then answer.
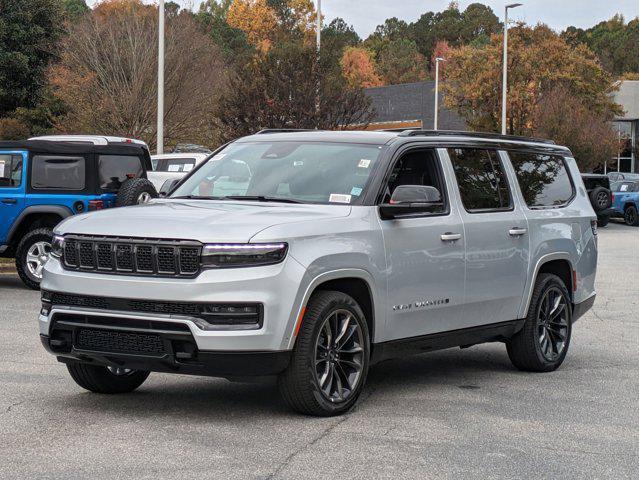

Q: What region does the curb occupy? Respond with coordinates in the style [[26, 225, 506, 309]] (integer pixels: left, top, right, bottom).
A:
[[0, 264, 16, 274]]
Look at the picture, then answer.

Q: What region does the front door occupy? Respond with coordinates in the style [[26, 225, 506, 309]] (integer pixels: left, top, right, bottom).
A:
[[0, 151, 26, 245], [445, 147, 529, 326], [379, 147, 467, 341]]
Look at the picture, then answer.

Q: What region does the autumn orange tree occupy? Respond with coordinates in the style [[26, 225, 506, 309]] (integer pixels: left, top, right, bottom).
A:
[[340, 47, 382, 88]]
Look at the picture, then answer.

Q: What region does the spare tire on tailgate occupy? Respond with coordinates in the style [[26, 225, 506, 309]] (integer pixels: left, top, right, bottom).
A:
[[589, 186, 611, 212], [116, 178, 158, 207]]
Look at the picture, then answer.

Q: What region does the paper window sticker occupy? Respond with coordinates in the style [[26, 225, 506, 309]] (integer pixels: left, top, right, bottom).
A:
[[183, 164, 194, 172], [294, 160, 304, 167], [0, 162, 5, 178], [620, 184, 628, 191], [350, 186, 363, 196], [358, 159, 371, 169], [168, 164, 180, 172], [329, 193, 352, 204]]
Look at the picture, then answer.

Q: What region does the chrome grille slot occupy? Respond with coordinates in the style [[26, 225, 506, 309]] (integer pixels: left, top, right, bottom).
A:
[[61, 236, 201, 278]]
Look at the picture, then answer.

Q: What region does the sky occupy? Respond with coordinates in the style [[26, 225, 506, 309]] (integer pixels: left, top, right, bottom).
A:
[[86, 0, 639, 38]]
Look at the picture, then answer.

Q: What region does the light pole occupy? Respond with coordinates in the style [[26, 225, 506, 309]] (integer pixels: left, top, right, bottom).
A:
[[156, 0, 165, 154], [434, 57, 445, 130], [501, 3, 522, 135], [316, 0, 321, 51]]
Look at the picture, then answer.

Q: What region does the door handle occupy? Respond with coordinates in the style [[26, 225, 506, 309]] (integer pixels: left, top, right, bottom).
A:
[[1, 198, 17, 205], [440, 232, 462, 242], [509, 227, 527, 236]]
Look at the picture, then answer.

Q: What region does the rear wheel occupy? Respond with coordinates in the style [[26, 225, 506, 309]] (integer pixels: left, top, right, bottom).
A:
[[15, 227, 53, 290], [116, 178, 158, 207], [66, 362, 150, 394], [507, 273, 572, 372], [624, 205, 639, 226], [278, 291, 370, 416]]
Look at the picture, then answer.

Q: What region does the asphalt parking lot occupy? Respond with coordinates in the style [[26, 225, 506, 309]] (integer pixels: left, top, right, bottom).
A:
[[0, 223, 637, 480]]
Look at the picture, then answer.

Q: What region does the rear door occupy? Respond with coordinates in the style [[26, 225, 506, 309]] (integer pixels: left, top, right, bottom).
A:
[[445, 147, 529, 326], [0, 151, 26, 244]]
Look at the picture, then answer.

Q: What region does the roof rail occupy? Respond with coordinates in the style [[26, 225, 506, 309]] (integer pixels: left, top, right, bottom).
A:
[[398, 130, 556, 145], [255, 129, 319, 134]]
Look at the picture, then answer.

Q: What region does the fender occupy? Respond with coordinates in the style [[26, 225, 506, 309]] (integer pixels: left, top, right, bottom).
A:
[[6, 205, 73, 246], [283, 268, 379, 350], [518, 252, 573, 319]]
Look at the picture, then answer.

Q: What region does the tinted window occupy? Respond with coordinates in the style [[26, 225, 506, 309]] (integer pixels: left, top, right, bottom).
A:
[[509, 153, 574, 208], [98, 155, 143, 191], [31, 156, 85, 190], [156, 158, 197, 172], [613, 181, 637, 193], [449, 148, 511, 212], [0, 154, 22, 187]]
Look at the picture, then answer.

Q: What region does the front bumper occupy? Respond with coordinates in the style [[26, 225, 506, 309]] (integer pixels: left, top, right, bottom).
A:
[[40, 255, 308, 353]]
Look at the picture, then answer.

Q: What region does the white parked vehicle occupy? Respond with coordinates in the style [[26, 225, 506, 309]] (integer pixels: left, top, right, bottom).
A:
[[148, 153, 210, 191]]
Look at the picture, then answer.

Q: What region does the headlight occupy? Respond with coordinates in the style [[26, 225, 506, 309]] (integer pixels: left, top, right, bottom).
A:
[[50, 235, 65, 258], [201, 243, 288, 268]]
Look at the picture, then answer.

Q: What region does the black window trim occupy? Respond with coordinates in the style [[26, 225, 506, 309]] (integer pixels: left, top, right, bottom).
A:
[[448, 147, 514, 215], [374, 145, 451, 219], [505, 149, 576, 210]]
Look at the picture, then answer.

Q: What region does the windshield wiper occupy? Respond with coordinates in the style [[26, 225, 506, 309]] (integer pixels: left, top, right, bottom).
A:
[[171, 195, 226, 200], [221, 195, 303, 204]]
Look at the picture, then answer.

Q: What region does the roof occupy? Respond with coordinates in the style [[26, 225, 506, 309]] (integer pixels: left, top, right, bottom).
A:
[[151, 153, 209, 160], [29, 134, 148, 147], [0, 140, 150, 156], [234, 129, 570, 153]]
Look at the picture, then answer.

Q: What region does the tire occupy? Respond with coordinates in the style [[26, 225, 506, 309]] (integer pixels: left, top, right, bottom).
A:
[[597, 215, 609, 227], [15, 227, 53, 290], [278, 291, 371, 416], [116, 178, 158, 207], [66, 362, 150, 394], [589, 186, 611, 212], [624, 205, 639, 226], [507, 273, 572, 372]]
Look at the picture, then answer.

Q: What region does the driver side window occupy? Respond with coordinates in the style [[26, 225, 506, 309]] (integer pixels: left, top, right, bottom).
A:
[[382, 149, 447, 214]]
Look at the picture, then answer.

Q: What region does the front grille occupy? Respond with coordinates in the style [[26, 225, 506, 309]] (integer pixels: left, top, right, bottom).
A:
[[75, 328, 165, 355], [62, 236, 202, 277], [44, 291, 263, 328]]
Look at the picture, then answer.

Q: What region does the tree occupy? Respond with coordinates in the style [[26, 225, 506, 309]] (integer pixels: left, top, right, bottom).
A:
[[322, 18, 360, 58], [227, 0, 279, 52], [62, 0, 90, 20], [0, 118, 30, 140], [0, 0, 65, 117], [442, 24, 621, 135], [197, 0, 253, 60], [50, 0, 226, 149], [533, 85, 617, 171], [341, 47, 382, 88], [218, 41, 373, 139], [376, 39, 427, 85]]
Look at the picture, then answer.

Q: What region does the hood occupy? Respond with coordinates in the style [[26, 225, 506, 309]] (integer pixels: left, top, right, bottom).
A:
[[56, 199, 352, 243]]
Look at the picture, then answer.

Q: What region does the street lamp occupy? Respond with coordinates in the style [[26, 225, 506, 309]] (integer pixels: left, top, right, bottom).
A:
[[501, 3, 522, 135], [156, 0, 165, 154], [316, 0, 321, 52], [434, 57, 445, 131]]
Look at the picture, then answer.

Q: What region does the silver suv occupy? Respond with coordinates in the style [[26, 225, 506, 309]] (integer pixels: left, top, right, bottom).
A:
[[39, 130, 598, 416]]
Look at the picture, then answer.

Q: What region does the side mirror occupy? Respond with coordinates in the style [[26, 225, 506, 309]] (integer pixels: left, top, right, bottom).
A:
[[159, 178, 180, 197], [379, 185, 443, 220]]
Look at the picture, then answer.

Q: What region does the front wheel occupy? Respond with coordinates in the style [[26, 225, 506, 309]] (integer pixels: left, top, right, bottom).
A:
[[67, 362, 150, 394], [507, 273, 572, 372], [278, 291, 370, 416], [15, 227, 53, 290], [624, 205, 639, 226]]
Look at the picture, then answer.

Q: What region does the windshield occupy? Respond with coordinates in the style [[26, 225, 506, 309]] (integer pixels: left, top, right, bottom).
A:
[[170, 141, 384, 204]]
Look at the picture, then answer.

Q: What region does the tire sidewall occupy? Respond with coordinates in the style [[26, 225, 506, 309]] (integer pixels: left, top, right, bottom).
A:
[[15, 228, 53, 289], [300, 294, 370, 415], [531, 276, 573, 369], [116, 178, 158, 207], [625, 206, 639, 226]]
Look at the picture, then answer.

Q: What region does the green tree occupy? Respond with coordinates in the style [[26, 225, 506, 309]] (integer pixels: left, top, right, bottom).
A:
[[197, 0, 253, 60], [322, 18, 360, 58], [376, 38, 427, 85], [0, 0, 65, 117], [62, 0, 89, 20]]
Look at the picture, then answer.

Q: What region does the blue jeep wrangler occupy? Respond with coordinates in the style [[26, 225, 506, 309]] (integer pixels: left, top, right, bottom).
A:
[[0, 140, 156, 289]]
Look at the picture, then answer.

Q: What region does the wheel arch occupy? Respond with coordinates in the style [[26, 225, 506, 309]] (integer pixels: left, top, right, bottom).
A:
[[6, 206, 72, 249], [520, 253, 574, 318], [286, 269, 379, 350]]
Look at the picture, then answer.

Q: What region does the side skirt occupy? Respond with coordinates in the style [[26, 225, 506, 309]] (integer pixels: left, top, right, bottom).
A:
[[371, 319, 525, 364]]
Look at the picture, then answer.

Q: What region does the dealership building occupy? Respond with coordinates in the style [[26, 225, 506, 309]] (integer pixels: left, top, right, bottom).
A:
[[364, 80, 639, 174]]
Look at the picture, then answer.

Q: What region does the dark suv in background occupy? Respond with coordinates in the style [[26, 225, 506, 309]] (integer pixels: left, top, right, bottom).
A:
[[581, 174, 614, 226]]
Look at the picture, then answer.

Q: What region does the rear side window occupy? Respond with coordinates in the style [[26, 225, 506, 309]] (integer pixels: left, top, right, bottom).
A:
[[31, 156, 85, 190], [156, 158, 197, 172], [0, 154, 22, 187], [98, 155, 144, 191], [508, 153, 575, 208], [449, 148, 512, 212]]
